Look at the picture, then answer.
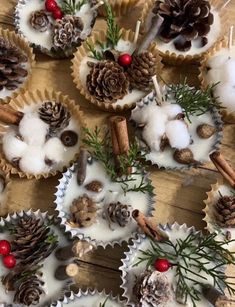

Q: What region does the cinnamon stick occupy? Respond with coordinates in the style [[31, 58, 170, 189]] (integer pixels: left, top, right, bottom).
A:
[[76, 149, 88, 185], [0, 105, 23, 125], [202, 284, 235, 307], [135, 14, 164, 54], [54, 263, 79, 280], [132, 209, 169, 241], [210, 152, 235, 188]]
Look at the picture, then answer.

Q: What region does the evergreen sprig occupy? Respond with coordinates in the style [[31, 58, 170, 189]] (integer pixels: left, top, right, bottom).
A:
[[134, 232, 235, 307], [83, 127, 152, 194], [61, 0, 87, 15], [86, 41, 104, 60], [99, 297, 108, 307], [104, 1, 121, 48], [166, 79, 221, 122]]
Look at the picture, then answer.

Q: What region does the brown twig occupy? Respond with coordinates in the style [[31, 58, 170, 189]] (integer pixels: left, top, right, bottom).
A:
[[76, 149, 88, 185], [202, 284, 235, 307]]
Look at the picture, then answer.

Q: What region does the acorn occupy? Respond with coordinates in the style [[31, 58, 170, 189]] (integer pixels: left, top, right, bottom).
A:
[[60, 130, 78, 147], [85, 180, 103, 193], [196, 124, 216, 139], [173, 148, 196, 165]]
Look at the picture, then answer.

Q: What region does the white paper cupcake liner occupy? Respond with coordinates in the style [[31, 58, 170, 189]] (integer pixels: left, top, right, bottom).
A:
[[131, 90, 223, 170], [0, 209, 76, 306], [50, 288, 126, 307], [0, 170, 12, 216], [119, 222, 225, 306], [54, 162, 156, 249]]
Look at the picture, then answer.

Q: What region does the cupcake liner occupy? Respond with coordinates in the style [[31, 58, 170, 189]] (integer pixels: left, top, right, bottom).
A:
[[199, 37, 235, 124], [15, 0, 98, 59], [0, 28, 35, 104], [0, 89, 86, 180], [54, 163, 156, 249], [98, 0, 137, 17], [131, 90, 223, 170], [0, 170, 12, 216], [0, 209, 76, 306], [71, 28, 162, 112], [140, 0, 230, 65], [120, 223, 203, 306], [50, 288, 126, 307]]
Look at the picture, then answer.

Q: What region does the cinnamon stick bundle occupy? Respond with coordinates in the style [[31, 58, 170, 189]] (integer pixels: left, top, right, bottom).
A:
[[0, 105, 23, 125], [109, 116, 131, 174], [210, 152, 235, 188], [132, 209, 169, 241]]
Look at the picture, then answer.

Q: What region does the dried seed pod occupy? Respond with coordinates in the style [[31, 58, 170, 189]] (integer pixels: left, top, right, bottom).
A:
[[173, 148, 196, 164], [85, 180, 103, 193], [196, 124, 216, 139], [60, 130, 78, 147]]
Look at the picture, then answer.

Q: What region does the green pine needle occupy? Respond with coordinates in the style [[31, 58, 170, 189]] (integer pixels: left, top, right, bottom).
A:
[[104, 1, 121, 47], [99, 297, 108, 307], [86, 41, 104, 60], [61, 0, 87, 15]]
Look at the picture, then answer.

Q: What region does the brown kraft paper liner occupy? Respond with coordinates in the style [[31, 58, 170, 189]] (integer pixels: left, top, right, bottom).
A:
[[98, 0, 138, 17], [0, 89, 86, 180], [71, 28, 162, 113], [140, 0, 230, 65], [199, 37, 235, 124], [0, 28, 35, 104]]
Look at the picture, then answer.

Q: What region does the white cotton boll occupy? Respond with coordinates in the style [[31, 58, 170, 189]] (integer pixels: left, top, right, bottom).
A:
[[207, 52, 230, 69], [206, 68, 222, 85], [215, 84, 235, 112], [222, 59, 235, 83], [142, 127, 161, 151], [19, 112, 49, 146], [131, 105, 161, 124], [2, 129, 27, 161], [165, 120, 190, 150], [19, 146, 48, 174], [161, 104, 182, 120], [44, 137, 65, 163]]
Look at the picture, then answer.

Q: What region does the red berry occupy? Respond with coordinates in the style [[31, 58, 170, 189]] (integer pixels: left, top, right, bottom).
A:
[[0, 240, 11, 256], [154, 258, 171, 272], [3, 254, 16, 269], [118, 53, 132, 67], [53, 8, 63, 20], [45, 0, 58, 12]]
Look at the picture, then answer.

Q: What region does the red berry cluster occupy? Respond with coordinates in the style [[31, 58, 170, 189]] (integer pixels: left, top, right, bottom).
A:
[[45, 0, 63, 20], [0, 240, 16, 269]]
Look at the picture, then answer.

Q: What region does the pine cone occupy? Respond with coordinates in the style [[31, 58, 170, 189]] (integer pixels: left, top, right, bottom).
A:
[[13, 274, 44, 306], [133, 271, 171, 306], [107, 202, 132, 227], [11, 215, 58, 266], [70, 194, 97, 227], [214, 195, 235, 227], [153, 0, 214, 51], [30, 10, 51, 32], [0, 36, 28, 91], [86, 60, 129, 103], [127, 51, 157, 91], [38, 101, 71, 133], [52, 15, 84, 50]]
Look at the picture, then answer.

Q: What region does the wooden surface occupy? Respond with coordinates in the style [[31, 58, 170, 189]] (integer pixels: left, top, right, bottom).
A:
[[0, 0, 235, 298]]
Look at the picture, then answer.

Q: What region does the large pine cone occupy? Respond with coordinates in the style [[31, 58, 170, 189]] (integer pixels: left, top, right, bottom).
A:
[[13, 274, 44, 306], [133, 271, 171, 306], [38, 101, 71, 133], [70, 194, 97, 227], [0, 36, 28, 91], [153, 0, 214, 51], [214, 195, 235, 227], [11, 215, 58, 266], [52, 15, 84, 50], [107, 202, 132, 227], [127, 51, 157, 91], [86, 60, 129, 103]]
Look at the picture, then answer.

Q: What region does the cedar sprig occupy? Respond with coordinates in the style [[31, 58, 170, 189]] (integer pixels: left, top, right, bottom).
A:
[[61, 0, 87, 15], [99, 297, 108, 307], [166, 79, 222, 122], [134, 232, 235, 307], [86, 41, 104, 60], [104, 1, 121, 48]]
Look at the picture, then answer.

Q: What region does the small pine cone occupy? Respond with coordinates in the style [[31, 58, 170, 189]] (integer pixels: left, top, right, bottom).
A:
[[214, 195, 235, 227], [0, 36, 28, 91], [70, 194, 97, 227], [11, 215, 58, 266], [52, 15, 84, 50], [38, 101, 71, 132], [30, 10, 51, 32], [153, 0, 214, 51], [107, 202, 132, 227], [127, 52, 157, 91], [133, 271, 171, 306], [13, 274, 44, 306], [86, 60, 129, 103]]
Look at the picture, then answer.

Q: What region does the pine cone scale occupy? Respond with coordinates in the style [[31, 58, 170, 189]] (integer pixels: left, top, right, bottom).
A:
[[214, 195, 235, 227]]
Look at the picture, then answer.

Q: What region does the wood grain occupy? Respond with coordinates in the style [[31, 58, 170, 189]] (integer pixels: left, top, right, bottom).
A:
[[0, 0, 235, 298]]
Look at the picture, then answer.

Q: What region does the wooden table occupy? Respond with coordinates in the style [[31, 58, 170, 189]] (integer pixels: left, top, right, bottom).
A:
[[0, 0, 235, 298]]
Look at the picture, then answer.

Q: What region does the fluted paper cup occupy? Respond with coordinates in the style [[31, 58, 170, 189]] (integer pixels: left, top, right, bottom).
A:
[[0, 89, 86, 179], [98, 0, 137, 17], [0, 28, 35, 104]]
